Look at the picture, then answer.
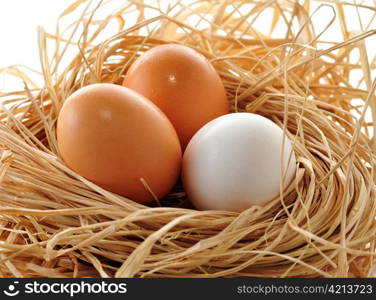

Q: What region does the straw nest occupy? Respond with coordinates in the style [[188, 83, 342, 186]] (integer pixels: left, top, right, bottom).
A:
[[0, 0, 376, 278]]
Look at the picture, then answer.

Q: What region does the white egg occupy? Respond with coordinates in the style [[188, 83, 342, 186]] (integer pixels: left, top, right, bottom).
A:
[[182, 113, 297, 212]]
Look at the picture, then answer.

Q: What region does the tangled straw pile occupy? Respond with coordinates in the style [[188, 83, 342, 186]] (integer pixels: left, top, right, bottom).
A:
[[0, 0, 376, 278]]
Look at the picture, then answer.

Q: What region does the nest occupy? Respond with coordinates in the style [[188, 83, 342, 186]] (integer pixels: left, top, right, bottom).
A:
[[0, 0, 376, 278]]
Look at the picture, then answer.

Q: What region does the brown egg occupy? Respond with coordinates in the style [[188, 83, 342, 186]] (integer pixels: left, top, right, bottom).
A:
[[123, 44, 229, 149], [57, 83, 182, 204]]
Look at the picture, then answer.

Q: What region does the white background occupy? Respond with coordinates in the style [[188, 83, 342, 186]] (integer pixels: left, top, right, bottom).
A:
[[0, 0, 375, 91], [0, 0, 71, 69]]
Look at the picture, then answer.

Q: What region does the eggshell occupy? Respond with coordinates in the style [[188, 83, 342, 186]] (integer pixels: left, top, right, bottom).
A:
[[57, 83, 182, 204], [182, 113, 297, 212], [123, 44, 229, 149]]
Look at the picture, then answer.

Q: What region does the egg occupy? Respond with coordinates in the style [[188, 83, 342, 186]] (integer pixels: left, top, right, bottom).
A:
[[123, 44, 229, 149], [182, 113, 297, 212], [57, 83, 181, 204]]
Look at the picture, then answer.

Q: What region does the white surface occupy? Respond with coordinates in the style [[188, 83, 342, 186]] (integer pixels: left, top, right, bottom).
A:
[[182, 113, 297, 211]]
